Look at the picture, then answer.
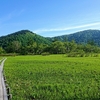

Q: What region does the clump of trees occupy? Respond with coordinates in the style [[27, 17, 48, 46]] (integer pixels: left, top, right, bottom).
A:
[[0, 47, 5, 54], [0, 40, 100, 56]]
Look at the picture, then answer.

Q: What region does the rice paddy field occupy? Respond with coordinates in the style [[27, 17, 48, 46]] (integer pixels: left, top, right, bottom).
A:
[[4, 55, 100, 100]]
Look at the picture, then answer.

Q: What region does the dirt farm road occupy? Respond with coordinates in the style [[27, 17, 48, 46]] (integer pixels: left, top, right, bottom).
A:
[[0, 58, 8, 100]]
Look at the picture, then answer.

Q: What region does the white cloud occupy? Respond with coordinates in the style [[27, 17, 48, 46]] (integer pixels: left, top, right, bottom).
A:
[[34, 22, 100, 33], [0, 9, 25, 22]]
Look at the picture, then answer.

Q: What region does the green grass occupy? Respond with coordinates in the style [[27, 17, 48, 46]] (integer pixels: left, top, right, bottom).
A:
[[0, 57, 3, 60], [0, 57, 3, 62], [4, 55, 100, 100]]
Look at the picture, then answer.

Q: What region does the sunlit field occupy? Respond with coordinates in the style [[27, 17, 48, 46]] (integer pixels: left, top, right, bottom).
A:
[[4, 55, 100, 100]]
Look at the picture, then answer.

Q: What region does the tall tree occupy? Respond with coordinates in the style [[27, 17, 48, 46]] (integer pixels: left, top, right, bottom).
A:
[[51, 41, 65, 54], [0, 47, 5, 54], [65, 40, 77, 53], [6, 41, 21, 53]]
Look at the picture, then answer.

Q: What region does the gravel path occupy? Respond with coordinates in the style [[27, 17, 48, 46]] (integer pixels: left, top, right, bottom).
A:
[[0, 58, 8, 100]]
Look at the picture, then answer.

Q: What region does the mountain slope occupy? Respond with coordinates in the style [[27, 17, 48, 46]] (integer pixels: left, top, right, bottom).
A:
[[51, 30, 100, 46], [1, 29, 100, 49], [0, 30, 51, 48]]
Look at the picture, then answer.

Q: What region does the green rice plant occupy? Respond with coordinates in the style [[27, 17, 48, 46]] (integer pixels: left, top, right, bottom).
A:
[[4, 55, 100, 100]]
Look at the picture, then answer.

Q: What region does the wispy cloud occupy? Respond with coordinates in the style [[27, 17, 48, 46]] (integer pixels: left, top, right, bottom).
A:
[[0, 9, 25, 22], [0, 9, 25, 29], [34, 22, 100, 33], [16, 9, 25, 17]]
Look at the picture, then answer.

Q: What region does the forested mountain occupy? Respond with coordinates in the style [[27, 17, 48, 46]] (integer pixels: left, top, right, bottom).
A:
[[1, 29, 100, 48], [51, 30, 100, 46], [0, 30, 51, 49], [0, 29, 100, 55]]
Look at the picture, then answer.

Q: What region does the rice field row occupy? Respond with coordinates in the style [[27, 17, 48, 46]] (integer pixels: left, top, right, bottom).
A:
[[4, 55, 100, 100]]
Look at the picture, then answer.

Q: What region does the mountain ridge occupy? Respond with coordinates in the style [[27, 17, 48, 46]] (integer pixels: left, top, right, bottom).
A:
[[0, 29, 100, 47], [50, 29, 100, 46], [0, 30, 51, 49]]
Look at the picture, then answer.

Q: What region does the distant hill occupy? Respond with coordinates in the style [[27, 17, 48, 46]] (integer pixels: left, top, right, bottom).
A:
[[1, 29, 100, 50], [50, 30, 100, 46], [0, 30, 51, 49]]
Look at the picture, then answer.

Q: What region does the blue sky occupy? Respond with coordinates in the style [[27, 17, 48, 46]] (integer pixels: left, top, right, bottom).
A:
[[0, 0, 100, 37]]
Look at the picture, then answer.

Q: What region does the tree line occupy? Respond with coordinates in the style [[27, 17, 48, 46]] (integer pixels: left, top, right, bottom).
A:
[[0, 40, 100, 56]]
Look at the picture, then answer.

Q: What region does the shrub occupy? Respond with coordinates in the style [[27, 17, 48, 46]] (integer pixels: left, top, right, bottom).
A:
[[41, 52, 50, 56]]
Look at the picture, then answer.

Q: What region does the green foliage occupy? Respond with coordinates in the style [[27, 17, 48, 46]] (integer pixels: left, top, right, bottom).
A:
[[0, 47, 5, 54], [6, 41, 21, 53], [1, 29, 100, 55], [67, 52, 83, 57], [50, 29, 100, 46], [41, 52, 50, 56], [51, 41, 66, 54], [4, 55, 100, 100], [0, 30, 51, 50]]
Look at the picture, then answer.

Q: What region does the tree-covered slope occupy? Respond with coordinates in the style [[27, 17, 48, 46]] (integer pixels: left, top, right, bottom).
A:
[[0, 30, 51, 48], [1, 29, 100, 50], [51, 30, 100, 46], [0, 29, 100, 54]]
